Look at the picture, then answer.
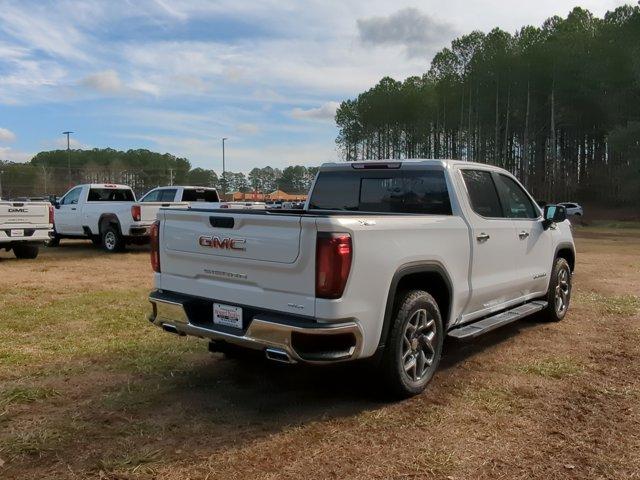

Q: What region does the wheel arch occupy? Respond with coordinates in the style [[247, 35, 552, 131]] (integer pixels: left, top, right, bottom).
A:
[[378, 262, 453, 351], [555, 243, 575, 272], [98, 214, 122, 235]]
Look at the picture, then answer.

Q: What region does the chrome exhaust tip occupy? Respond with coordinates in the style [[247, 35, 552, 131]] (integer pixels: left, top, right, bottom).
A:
[[265, 347, 294, 364], [162, 323, 183, 335]]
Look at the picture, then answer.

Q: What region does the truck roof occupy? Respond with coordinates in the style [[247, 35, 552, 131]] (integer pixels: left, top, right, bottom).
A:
[[319, 159, 506, 171], [152, 186, 217, 190], [75, 183, 133, 189]]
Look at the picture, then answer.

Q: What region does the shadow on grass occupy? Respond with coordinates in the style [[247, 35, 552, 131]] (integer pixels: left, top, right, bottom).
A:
[[1, 314, 547, 478]]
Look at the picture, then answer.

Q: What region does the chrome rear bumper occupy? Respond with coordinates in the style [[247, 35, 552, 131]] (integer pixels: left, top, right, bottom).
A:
[[147, 291, 364, 364]]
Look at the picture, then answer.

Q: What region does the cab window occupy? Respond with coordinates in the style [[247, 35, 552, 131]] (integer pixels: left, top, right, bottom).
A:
[[140, 189, 161, 202], [60, 187, 82, 205], [461, 170, 503, 218], [494, 174, 538, 219], [159, 189, 177, 202]]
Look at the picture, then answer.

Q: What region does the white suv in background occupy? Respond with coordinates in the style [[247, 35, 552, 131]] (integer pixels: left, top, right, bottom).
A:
[[559, 202, 583, 216]]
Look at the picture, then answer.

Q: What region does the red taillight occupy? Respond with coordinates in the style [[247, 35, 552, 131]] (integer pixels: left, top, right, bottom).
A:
[[48, 205, 54, 225], [131, 205, 141, 222], [150, 220, 160, 273], [316, 233, 352, 299]]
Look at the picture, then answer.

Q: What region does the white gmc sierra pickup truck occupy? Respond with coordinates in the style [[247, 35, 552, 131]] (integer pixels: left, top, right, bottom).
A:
[[0, 200, 53, 259], [148, 160, 575, 397]]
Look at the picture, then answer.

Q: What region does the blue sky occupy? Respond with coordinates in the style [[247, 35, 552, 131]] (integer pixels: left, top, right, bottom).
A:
[[0, 0, 628, 172]]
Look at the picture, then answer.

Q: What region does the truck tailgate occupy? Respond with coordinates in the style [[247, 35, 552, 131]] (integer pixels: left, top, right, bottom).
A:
[[0, 202, 50, 226], [158, 210, 317, 316]]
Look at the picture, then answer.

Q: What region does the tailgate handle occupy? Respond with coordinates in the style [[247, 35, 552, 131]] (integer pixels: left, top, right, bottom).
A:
[[209, 216, 234, 229]]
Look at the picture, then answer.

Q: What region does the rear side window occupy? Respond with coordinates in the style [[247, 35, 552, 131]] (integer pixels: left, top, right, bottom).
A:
[[461, 170, 503, 218], [181, 188, 220, 202], [308, 170, 451, 215], [87, 188, 135, 202], [494, 174, 538, 219]]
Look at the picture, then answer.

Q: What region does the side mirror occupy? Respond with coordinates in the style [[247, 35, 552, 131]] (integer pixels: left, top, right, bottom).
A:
[[542, 204, 567, 229]]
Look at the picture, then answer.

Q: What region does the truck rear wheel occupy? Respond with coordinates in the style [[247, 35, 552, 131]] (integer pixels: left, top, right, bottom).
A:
[[102, 226, 125, 253], [381, 290, 444, 398], [12, 244, 39, 259]]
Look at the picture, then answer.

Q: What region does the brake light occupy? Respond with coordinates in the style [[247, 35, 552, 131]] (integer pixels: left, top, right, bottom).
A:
[[316, 233, 352, 299], [131, 205, 141, 221], [48, 204, 54, 225], [150, 220, 160, 273]]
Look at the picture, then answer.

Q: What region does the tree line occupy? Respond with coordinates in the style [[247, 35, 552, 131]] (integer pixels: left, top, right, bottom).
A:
[[0, 148, 318, 199], [335, 5, 640, 205]]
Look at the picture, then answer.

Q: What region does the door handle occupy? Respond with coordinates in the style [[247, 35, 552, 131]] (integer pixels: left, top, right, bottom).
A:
[[71, 207, 77, 211], [476, 233, 490, 242], [518, 231, 529, 239]]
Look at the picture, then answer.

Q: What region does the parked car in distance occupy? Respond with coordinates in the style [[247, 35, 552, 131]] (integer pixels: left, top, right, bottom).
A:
[[1, 200, 53, 259], [148, 159, 575, 397], [559, 202, 583, 216], [140, 186, 266, 210], [49, 184, 185, 252]]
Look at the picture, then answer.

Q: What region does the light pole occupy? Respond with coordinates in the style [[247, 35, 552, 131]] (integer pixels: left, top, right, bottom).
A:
[[0, 170, 4, 200], [222, 137, 228, 197], [62, 131, 73, 187]]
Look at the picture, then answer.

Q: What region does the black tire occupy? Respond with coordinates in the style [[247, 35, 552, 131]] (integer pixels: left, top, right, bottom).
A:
[[45, 234, 60, 247], [12, 244, 39, 259], [101, 226, 125, 253], [541, 257, 572, 322], [381, 290, 444, 398]]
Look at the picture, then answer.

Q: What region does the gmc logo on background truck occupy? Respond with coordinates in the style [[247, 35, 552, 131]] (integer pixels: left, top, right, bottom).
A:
[[199, 235, 246, 251]]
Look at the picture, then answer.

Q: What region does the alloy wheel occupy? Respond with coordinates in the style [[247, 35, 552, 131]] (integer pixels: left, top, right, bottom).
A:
[[401, 309, 437, 382]]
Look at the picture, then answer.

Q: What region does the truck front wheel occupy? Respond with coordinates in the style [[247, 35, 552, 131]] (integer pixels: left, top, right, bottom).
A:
[[381, 290, 444, 398], [541, 257, 572, 322], [102, 226, 125, 253], [12, 244, 39, 259]]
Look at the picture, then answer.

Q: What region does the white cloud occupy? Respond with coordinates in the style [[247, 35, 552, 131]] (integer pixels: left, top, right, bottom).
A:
[[0, 2, 89, 61], [80, 70, 122, 93], [357, 8, 456, 58], [291, 102, 339, 122], [0, 128, 16, 143], [0, 146, 32, 163], [118, 132, 337, 172], [235, 123, 260, 135]]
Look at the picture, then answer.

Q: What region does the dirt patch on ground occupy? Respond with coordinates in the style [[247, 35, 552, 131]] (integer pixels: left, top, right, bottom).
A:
[[0, 230, 639, 479]]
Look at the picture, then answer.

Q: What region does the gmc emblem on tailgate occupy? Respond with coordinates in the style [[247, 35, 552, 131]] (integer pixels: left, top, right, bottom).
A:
[[198, 235, 246, 251]]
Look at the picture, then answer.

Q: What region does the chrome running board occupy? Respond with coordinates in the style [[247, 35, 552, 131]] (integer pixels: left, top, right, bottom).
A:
[[447, 301, 547, 340]]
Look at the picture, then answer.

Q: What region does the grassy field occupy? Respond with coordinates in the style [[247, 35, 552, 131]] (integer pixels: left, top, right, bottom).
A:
[[1, 228, 639, 479]]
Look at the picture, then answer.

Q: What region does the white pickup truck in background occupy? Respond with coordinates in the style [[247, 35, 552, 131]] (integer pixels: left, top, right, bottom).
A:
[[148, 159, 575, 397], [140, 186, 266, 210], [0, 200, 53, 259], [50, 184, 266, 252], [49, 184, 180, 252]]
